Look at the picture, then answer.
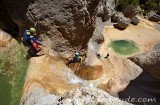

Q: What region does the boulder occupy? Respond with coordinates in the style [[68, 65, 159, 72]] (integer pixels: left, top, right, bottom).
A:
[[122, 5, 138, 18], [111, 12, 124, 22], [96, 37, 104, 44], [117, 17, 131, 29], [102, 6, 110, 22], [148, 11, 160, 22], [130, 43, 160, 80], [90, 17, 105, 45], [99, 0, 116, 22], [131, 16, 140, 25], [97, 5, 104, 17], [93, 33, 105, 44]]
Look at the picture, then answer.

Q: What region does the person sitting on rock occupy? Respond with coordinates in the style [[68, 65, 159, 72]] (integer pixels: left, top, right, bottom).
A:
[[22, 27, 44, 56], [66, 52, 83, 67]]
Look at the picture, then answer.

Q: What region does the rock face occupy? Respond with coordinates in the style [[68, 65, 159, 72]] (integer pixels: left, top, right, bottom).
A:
[[148, 11, 160, 22], [119, 70, 160, 105], [1, 0, 34, 29], [1, 0, 100, 50], [119, 44, 160, 105], [21, 86, 132, 105], [27, 0, 100, 48], [98, 57, 143, 96], [97, 0, 115, 22], [0, 1, 19, 37], [130, 43, 160, 80], [117, 17, 131, 29]]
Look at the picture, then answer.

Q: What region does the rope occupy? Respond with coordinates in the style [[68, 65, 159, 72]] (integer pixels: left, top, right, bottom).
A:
[[34, 21, 37, 28]]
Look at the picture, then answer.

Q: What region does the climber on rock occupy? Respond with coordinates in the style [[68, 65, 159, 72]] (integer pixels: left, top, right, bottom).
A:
[[66, 52, 83, 67], [22, 27, 44, 56]]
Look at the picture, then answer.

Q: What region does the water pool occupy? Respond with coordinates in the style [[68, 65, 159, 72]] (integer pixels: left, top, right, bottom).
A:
[[107, 40, 139, 55]]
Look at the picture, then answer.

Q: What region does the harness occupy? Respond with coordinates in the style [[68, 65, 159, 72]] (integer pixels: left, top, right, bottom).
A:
[[78, 56, 83, 62]]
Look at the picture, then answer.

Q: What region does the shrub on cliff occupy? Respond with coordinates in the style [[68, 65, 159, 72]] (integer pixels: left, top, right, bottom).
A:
[[116, 0, 139, 11], [116, 0, 159, 14]]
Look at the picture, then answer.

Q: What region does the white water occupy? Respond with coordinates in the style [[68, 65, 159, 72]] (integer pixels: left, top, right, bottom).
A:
[[50, 64, 89, 86], [85, 41, 101, 66]]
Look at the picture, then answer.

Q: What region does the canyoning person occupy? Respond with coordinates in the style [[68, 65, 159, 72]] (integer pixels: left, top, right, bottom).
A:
[[22, 27, 43, 56], [32, 33, 41, 53], [96, 53, 109, 60], [105, 53, 109, 58], [97, 54, 102, 60], [66, 52, 83, 67]]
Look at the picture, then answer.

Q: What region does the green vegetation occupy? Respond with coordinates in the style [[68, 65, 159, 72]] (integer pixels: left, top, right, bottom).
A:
[[116, 0, 159, 13], [143, 0, 159, 14], [116, 0, 140, 10], [0, 41, 28, 105]]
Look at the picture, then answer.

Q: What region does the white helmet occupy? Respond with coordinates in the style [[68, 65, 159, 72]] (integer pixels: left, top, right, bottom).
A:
[[29, 27, 36, 33], [75, 52, 79, 55]]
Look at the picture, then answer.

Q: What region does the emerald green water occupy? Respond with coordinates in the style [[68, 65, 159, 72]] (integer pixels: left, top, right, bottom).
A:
[[107, 40, 139, 55], [0, 42, 27, 105], [0, 74, 12, 105]]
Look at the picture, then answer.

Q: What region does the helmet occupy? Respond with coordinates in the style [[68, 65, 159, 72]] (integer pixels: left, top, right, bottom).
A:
[[29, 28, 36, 33], [75, 52, 79, 55]]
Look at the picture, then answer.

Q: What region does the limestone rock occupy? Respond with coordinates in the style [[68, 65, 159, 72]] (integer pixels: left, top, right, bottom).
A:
[[61, 87, 132, 105], [148, 11, 160, 22], [2, 0, 100, 50], [130, 43, 160, 80], [117, 17, 131, 29], [91, 17, 105, 45], [96, 36, 105, 44], [98, 56, 143, 96], [111, 12, 124, 22], [20, 85, 60, 105], [0, 30, 12, 47], [1, 0, 117, 51], [131, 16, 140, 25], [102, 5, 110, 22], [21, 86, 133, 105], [97, 0, 116, 22], [97, 5, 104, 17], [122, 5, 138, 18]]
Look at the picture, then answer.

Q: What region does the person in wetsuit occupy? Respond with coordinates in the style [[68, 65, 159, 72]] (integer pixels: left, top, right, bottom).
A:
[[22, 28, 43, 56]]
